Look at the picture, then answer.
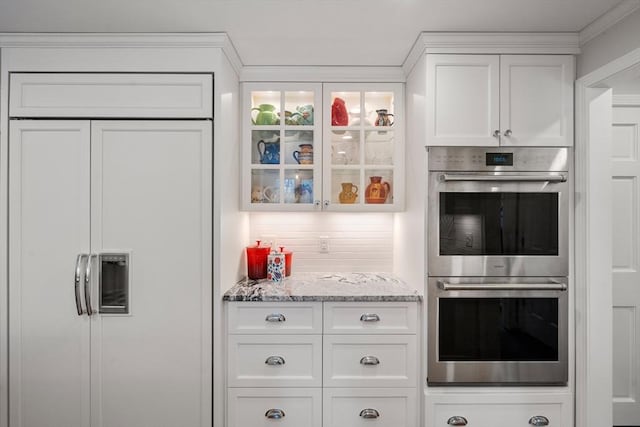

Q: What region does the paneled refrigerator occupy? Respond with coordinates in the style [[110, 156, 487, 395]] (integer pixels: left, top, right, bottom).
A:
[[8, 119, 212, 427]]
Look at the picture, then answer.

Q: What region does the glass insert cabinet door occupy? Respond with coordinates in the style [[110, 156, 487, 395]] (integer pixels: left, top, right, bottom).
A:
[[243, 83, 322, 210], [323, 83, 404, 211]]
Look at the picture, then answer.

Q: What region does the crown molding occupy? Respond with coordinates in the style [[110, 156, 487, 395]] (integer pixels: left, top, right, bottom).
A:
[[577, 46, 640, 86], [579, 0, 640, 47], [403, 32, 581, 76], [240, 66, 405, 82], [0, 32, 244, 75], [612, 94, 640, 106]]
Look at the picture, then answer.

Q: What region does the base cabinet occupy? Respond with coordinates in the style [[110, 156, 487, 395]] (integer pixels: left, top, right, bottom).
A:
[[228, 388, 322, 427], [426, 393, 572, 427], [226, 301, 419, 427], [324, 388, 417, 427]]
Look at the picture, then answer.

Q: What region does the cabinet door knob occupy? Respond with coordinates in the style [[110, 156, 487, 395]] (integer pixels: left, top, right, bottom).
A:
[[493, 130, 501, 137], [323, 200, 330, 207], [314, 199, 321, 207], [265, 408, 285, 419], [360, 313, 380, 322], [359, 408, 380, 419], [504, 129, 513, 137], [360, 355, 380, 365], [447, 416, 468, 426], [265, 355, 286, 365], [265, 313, 286, 322], [529, 415, 549, 426]]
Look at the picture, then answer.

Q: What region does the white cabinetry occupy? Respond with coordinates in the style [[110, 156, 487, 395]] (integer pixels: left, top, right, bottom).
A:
[[241, 82, 404, 211], [426, 393, 572, 427], [426, 54, 574, 147], [323, 83, 404, 211], [323, 302, 417, 427], [226, 302, 323, 427], [8, 74, 212, 427], [226, 301, 419, 427], [242, 83, 323, 211]]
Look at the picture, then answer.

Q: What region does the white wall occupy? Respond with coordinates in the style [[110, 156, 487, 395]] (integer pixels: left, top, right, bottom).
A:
[[578, 8, 640, 78], [395, 54, 427, 289], [216, 57, 247, 294]]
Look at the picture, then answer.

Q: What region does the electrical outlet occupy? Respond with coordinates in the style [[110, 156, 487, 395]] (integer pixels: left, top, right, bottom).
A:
[[261, 234, 277, 248], [318, 236, 329, 254]]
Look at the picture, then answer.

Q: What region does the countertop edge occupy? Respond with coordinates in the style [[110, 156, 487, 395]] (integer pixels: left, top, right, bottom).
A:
[[222, 295, 423, 302]]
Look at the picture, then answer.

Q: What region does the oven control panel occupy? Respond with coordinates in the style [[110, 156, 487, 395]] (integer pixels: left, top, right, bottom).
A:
[[428, 147, 569, 172]]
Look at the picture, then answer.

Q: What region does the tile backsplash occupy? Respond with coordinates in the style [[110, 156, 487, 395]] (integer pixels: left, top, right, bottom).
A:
[[249, 212, 394, 273]]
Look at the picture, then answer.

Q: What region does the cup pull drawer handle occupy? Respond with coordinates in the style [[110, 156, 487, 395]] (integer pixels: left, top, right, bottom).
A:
[[265, 409, 285, 419], [359, 408, 380, 419], [529, 416, 549, 426], [360, 313, 380, 322], [265, 356, 286, 366], [265, 313, 286, 322], [360, 356, 380, 365], [447, 416, 468, 426]]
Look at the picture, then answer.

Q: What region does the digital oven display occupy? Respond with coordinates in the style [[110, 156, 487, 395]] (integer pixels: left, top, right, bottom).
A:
[[486, 152, 513, 166]]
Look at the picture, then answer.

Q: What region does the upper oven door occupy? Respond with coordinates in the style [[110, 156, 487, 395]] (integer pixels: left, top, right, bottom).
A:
[[428, 171, 569, 277]]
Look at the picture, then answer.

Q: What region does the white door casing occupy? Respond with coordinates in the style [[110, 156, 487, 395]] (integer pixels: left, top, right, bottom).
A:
[[612, 103, 640, 425], [8, 121, 91, 427], [574, 86, 614, 427]]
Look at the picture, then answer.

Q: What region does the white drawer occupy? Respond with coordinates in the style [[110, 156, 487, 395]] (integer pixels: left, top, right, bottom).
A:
[[323, 335, 417, 387], [9, 73, 212, 118], [227, 302, 322, 334], [324, 302, 417, 334], [431, 403, 563, 427], [323, 388, 417, 427], [228, 388, 321, 427], [425, 393, 572, 427], [228, 334, 322, 387]]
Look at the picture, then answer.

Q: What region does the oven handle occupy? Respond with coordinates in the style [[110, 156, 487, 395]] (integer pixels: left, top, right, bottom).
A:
[[437, 281, 567, 291], [440, 173, 567, 183]]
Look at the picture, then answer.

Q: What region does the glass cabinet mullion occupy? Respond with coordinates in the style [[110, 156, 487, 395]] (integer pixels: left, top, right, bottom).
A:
[[245, 82, 401, 211]]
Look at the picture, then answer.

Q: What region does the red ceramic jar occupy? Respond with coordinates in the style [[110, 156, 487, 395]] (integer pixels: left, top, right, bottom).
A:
[[246, 240, 271, 279]]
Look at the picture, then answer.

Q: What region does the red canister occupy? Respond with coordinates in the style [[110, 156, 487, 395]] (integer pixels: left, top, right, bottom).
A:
[[279, 246, 293, 276], [246, 240, 271, 279]]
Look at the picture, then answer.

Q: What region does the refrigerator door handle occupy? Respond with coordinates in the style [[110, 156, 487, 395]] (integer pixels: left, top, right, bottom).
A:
[[74, 254, 88, 315], [84, 254, 96, 316]]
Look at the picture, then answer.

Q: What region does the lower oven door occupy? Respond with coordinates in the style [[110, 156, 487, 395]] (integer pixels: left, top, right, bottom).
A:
[[427, 277, 568, 385]]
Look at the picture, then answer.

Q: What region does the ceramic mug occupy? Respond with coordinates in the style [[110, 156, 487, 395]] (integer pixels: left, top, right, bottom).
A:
[[374, 109, 394, 126], [251, 186, 278, 203], [293, 144, 313, 165], [251, 104, 279, 125], [257, 140, 280, 164], [262, 186, 279, 203]]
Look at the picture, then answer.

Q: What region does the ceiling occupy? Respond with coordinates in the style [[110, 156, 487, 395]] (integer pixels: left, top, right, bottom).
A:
[[0, 0, 624, 66]]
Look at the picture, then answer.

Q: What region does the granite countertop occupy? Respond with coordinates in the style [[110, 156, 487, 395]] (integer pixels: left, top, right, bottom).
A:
[[222, 272, 422, 302]]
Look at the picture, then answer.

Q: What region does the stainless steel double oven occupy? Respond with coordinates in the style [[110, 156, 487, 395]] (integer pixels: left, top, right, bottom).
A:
[[427, 147, 569, 385]]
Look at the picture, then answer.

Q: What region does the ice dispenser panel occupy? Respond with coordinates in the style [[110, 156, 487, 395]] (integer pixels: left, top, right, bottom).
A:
[[99, 253, 129, 314]]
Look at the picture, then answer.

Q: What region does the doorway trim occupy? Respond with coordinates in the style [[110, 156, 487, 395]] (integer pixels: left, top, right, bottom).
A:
[[575, 46, 640, 427]]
